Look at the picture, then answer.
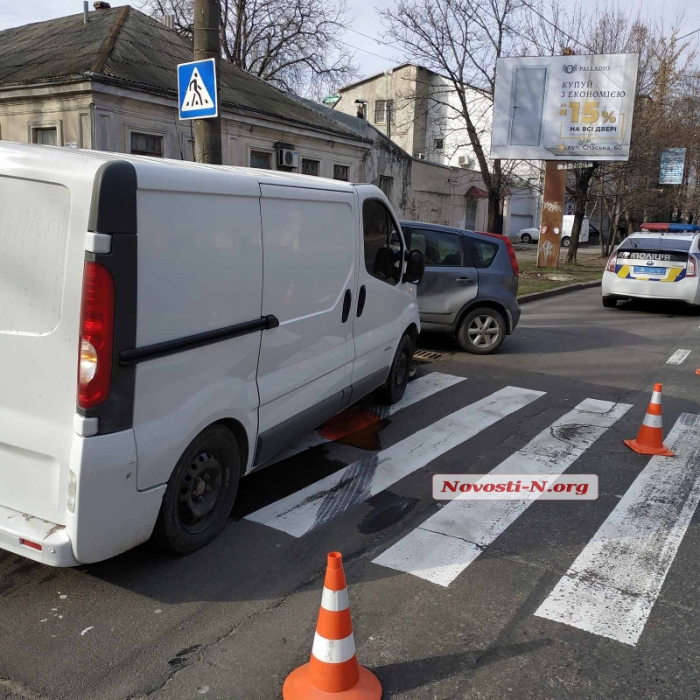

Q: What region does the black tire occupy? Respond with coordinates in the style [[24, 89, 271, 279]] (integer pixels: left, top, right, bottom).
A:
[[375, 334, 412, 404], [152, 425, 241, 555], [521, 233, 532, 244], [457, 307, 506, 354], [561, 237, 571, 248], [602, 296, 618, 308]]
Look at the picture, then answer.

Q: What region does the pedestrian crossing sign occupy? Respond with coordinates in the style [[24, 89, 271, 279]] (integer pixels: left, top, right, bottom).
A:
[[177, 58, 218, 120]]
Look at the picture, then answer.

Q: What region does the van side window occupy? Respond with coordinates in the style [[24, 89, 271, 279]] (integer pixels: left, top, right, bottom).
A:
[[403, 227, 463, 266], [466, 238, 499, 268], [362, 199, 403, 284]]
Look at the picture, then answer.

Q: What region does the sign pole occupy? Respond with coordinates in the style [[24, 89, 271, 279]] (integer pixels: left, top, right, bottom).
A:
[[537, 161, 567, 268], [193, 0, 222, 164]]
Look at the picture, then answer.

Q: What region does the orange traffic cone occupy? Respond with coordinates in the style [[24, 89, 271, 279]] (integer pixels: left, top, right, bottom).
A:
[[283, 552, 382, 700], [624, 383, 674, 456]]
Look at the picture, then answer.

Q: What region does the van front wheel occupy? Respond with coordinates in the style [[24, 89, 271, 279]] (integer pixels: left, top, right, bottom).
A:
[[153, 425, 241, 555], [375, 334, 412, 405]]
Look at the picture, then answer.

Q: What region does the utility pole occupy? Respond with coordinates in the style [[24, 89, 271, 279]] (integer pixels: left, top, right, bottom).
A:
[[193, 0, 222, 164], [536, 47, 575, 268]]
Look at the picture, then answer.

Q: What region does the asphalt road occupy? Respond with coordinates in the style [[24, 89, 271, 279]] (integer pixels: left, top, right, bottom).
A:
[[2, 288, 700, 700]]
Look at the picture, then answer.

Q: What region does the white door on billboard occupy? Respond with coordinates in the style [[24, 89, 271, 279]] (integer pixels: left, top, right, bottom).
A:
[[510, 67, 547, 146]]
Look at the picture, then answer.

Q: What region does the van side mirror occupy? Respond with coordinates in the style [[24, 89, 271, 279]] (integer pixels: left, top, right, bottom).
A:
[[404, 249, 425, 284]]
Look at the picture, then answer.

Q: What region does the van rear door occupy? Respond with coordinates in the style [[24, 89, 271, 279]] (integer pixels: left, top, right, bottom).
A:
[[0, 145, 98, 525]]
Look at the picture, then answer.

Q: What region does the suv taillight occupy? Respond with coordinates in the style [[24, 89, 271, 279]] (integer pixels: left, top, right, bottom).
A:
[[606, 252, 618, 272], [78, 261, 114, 409], [687, 255, 697, 278], [479, 232, 519, 277]]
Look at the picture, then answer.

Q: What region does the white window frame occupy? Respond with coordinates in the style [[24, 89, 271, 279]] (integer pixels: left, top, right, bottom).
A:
[[249, 146, 275, 170], [374, 99, 387, 124], [332, 162, 352, 182], [28, 119, 63, 147], [301, 157, 321, 176], [126, 125, 168, 158]]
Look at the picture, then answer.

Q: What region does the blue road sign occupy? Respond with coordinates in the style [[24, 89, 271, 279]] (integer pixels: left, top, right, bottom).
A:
[[178, 58, 218, 120]]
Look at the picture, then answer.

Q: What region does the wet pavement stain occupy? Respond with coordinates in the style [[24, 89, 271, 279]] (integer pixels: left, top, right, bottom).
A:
[[358, 492, 419, 535]]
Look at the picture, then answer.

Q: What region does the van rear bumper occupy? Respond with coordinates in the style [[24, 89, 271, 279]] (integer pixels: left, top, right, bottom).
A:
[[0, 503, 78, 567]]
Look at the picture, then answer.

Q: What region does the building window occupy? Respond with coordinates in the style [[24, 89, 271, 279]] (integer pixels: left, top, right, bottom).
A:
[[374, 99, 387, 124], [250, 150, 272, 169], [32, 127, 57, 146], [374, 99, 394, 124], [130, 132, 163, 157], [434, 138, 444, 151], [302, 158, 320, 176], [379, 175, 393, 199], [333, 164, 350, 181]]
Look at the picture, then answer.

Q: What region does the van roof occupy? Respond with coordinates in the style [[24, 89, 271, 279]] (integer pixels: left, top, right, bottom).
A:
[[0, 142, 358, 196]]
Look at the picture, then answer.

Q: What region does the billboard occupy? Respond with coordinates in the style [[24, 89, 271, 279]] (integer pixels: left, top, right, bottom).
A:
[[659, 148, 686, 185], [491, 53, 639, 161]]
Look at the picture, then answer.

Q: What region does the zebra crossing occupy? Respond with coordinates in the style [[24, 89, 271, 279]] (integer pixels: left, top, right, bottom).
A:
[[245, 371, 700, 648]]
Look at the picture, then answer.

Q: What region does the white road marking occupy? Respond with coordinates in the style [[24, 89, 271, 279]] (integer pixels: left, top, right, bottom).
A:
[[266, 372, 467, 466], [372, 399, 631, 587], [246, 386, 544, 536], [535, 413, 700, 646], [666, 349, 691, 365]]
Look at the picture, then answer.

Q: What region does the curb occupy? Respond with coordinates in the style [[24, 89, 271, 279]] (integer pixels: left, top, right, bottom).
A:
[[518, 279, 602, 304]]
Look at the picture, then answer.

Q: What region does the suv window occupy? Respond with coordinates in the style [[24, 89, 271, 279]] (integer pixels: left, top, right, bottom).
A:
[[467, 238, 499, 268], [363, 199, 403, 284], [404, 227, 463, 266]]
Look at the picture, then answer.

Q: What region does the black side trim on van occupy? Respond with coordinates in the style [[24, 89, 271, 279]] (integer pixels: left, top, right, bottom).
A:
[[88, 161, 138, 235], [119, 315, 279, 367], [253, 390, 345, 468]]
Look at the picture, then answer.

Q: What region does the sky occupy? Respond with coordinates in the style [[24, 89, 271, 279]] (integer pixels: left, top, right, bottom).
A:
[[1, 0, 698, 83]]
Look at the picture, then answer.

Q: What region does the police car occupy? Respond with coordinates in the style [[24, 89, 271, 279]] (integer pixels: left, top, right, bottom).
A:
[[602, 223, 700, 308]]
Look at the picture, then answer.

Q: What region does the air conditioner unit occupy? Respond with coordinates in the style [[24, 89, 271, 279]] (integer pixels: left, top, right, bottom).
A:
[[277, 148, 299, 168], [458, 156, 466, 167], [415, 152, 426, 160]]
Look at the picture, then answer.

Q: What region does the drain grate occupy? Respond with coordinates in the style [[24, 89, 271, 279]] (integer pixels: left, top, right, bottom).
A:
[[413, 349, 448, 364]]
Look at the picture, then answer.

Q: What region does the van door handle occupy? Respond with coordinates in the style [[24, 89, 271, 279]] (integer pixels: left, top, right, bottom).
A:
[[456, 277, 472, 284], [357, 285, 366, 317], [342, 289, 352, 323]]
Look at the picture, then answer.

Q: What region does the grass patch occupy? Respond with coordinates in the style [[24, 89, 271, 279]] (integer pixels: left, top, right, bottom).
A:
[[518, 258, 605, 296]]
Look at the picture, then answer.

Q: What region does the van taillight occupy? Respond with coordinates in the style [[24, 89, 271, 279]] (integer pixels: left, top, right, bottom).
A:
[[77, 261, 114, 409], [606, 252, 618, 272]]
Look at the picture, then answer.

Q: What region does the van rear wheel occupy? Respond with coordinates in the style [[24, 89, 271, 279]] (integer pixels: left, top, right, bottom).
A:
[[152, 425, 240, 555], [375, 334, 412, 405]]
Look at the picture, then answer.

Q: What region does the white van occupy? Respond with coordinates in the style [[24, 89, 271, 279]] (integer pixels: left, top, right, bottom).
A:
[[0, 143, 424, 566], [517, 216, 589, 246]]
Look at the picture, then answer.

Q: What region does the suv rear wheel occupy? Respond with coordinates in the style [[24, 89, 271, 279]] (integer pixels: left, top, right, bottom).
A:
[[457, 307, 506, 354]]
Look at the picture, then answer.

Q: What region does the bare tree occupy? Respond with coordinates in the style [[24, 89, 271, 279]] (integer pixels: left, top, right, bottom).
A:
[[141, 0, 359, 97], [380, 0, 527, 233]]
